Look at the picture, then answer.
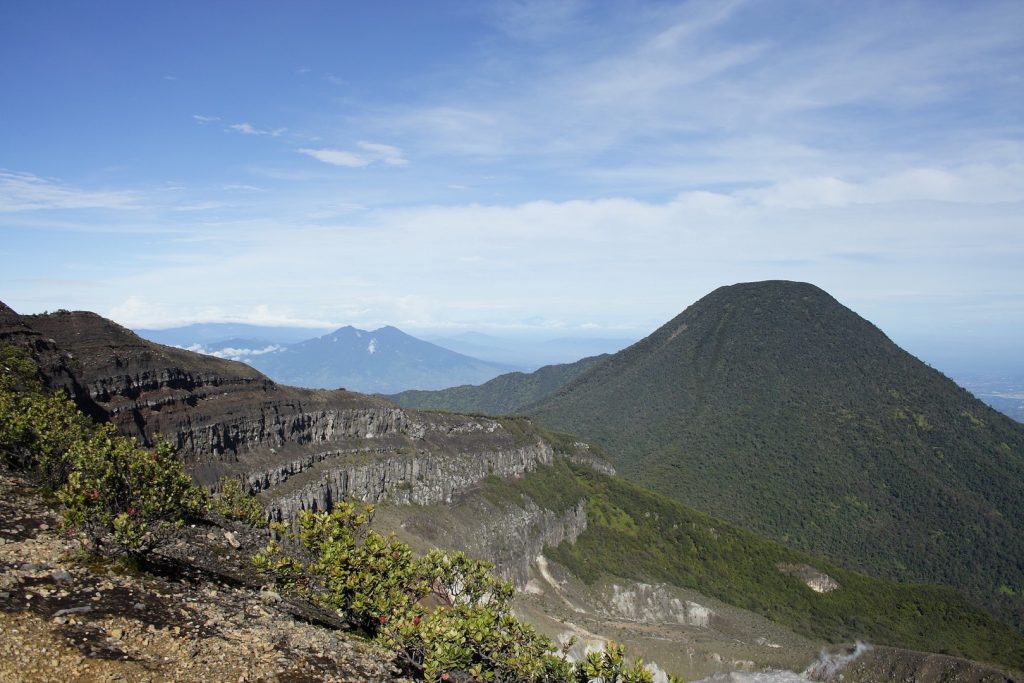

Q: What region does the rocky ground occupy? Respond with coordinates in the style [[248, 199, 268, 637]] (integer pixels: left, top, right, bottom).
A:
[[0, 470, 407, 683]]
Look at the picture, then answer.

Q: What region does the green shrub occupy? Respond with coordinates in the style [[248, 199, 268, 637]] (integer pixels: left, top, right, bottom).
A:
[[58, 424, 206, 555], [254, 501, 662, 682], [211, 477, 267, 527], [2, 343, 208, 557], [0, 344, 92, 484], [255, 502, 429, 632]]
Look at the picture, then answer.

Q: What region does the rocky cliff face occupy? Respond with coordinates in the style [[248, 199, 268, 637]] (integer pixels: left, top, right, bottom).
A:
[[456, 498, 588, 587], [379, 493, 589, 589], [261, 440, 556, 522]]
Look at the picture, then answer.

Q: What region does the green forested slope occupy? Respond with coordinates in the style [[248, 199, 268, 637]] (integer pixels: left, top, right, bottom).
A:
[[387, 354, 606, 414], [526, 281, 1024, 628], [484, 459, 1024, 669]]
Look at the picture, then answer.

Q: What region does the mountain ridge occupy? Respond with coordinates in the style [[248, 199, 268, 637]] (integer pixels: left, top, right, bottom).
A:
[[388, 353, 608, 414]]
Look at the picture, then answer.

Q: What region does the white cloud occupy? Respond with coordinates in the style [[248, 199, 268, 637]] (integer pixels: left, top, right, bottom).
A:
[[298, 148, 370, 168], [356, 141, 409, 166], [192, 114, 220, 124], [298, 142, 408, 168], [222, 184, 265, 192], [172, 201, 230, 212], [0, 171, 138, 212], [228, 122, 286, 136], [109, 296, 343, 329], [78, 174, 1020, 343], [373, 1, 1023, 179], [182, 343, 285, 360], [742, 164, 1024, 209]]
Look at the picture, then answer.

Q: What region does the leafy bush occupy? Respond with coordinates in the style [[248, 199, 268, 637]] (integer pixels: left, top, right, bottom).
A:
[[211, 477, 267, 527], [0, 344, 92, 485], [59, 424, 207, 554], [2, 344, 207, 556], [254, 502, 662, 682]]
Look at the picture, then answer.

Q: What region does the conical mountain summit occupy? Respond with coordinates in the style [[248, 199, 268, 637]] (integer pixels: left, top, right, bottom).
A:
[[525, 281, 1024, 626]]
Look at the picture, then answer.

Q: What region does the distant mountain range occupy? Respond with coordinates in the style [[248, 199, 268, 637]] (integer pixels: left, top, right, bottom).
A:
[[137, 323, 519, 394], [392, 280, 1024, 630]]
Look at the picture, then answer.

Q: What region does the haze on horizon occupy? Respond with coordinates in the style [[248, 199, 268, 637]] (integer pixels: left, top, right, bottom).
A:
[[1, 1, 1022, 372]]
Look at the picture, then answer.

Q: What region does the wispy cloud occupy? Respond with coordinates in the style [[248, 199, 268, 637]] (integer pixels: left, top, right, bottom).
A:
[[489, 0, 586, 40], [192, 114, 220, 124], [377, 1, 1023, 186], [741, 163, 1024, 209], [298, 148, 369, 168], [299, 142, 408, 168], [0, 171, 138, 212], [223, 184, 265, 192], [228, 122, 286, 136]]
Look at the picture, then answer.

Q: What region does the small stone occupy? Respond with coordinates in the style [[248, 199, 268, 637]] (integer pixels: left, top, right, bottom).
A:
[[51, 570, 73, 583], [224, 531, 241, 548], [110, 628, 124, 640], [52, 616, 68, 625]]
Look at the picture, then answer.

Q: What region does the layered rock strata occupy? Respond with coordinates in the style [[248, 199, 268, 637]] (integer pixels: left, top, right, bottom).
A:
[[262, 441, 556, 521]]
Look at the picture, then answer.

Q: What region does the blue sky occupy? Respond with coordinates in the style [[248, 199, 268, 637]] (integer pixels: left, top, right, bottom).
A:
[[1, 1, 1022, 368]]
